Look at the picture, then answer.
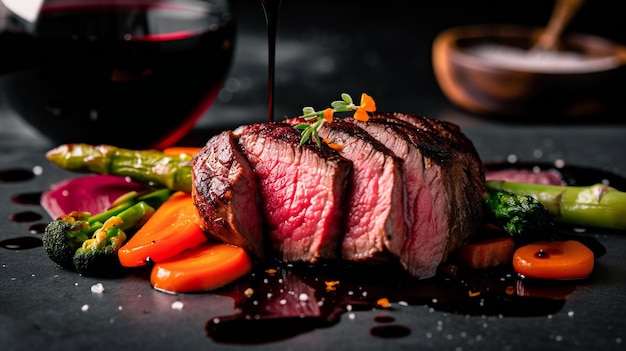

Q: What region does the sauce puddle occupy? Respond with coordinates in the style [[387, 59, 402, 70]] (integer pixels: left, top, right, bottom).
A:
[[0, 168, 36, 182], [205, 261, 569, 344]]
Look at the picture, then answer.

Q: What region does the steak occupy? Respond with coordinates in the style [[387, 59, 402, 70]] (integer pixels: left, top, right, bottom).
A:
[[316, 120, 405, 262], [192, 113, 485, 278], [236, 122, 352, 263], [349, 113, 485, 277], [192, 131, 265, 259]]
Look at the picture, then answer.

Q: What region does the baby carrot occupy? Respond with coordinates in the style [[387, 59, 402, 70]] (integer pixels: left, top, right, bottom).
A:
[[150, 242, 253, 294], [513, 240, 594, 280], [118, 191, 207, 267]]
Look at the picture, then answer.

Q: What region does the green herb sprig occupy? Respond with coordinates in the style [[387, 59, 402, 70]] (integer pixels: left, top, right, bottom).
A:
[[293, 92, 376, 146]]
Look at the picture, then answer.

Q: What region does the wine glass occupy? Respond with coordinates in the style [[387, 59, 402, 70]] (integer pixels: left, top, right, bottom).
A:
[[0, 0, 235, 149]]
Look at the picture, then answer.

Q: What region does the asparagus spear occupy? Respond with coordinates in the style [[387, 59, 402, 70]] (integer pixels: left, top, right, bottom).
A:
[[46, 144, 193, 193], [486, 180, 626, 231]]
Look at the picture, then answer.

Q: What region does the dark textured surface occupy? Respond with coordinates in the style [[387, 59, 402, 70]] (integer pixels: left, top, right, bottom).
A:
[[2, 1, 626, 350]]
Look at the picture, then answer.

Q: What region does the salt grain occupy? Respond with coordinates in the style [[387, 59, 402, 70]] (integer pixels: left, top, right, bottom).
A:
[[171, 301, 184, 310], [81, 304, 89, 312], [91, 283, 104, 294]]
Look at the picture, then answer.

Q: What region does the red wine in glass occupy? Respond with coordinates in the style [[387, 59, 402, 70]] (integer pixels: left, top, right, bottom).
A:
[[260, 0, 281, 122], [0, 0, 235, 149]]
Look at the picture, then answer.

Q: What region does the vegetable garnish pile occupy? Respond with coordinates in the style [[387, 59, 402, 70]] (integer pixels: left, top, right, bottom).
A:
[[41, 93, 624, 294]]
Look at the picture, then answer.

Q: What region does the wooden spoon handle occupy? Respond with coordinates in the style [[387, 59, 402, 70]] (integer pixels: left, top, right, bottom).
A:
[[534, 0, 585, 51]]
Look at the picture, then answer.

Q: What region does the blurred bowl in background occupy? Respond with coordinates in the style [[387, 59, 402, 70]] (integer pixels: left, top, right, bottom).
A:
[[432, 24, 626, 119]]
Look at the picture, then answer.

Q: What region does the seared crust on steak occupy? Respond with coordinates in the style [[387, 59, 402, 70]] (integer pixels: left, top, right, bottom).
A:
[[192, 131, 265, 259]]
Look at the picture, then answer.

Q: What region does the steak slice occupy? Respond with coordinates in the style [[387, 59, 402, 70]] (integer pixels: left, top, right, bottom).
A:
[[350, 113, 485, 277], [192, 130, 265, 260], [237, 122, 352, 263], [384, 112, 485, 254], [317, 120, 405, 262]]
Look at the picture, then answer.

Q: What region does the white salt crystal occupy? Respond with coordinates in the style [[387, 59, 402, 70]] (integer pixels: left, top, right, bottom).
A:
[[171, 301, 184, 310], [91, 283, 104, 294]]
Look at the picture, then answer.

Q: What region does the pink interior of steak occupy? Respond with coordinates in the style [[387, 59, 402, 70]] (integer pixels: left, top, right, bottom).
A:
[[379, 113, 485, 276], [319, 121, 405, 261], [352, 119, 451, 277], [237, 123, 351, 263]]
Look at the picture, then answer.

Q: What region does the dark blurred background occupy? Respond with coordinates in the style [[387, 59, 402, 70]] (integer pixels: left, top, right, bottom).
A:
[[194, 0, 625, 134]]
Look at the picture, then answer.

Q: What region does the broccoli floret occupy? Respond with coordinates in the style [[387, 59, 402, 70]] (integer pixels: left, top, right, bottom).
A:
[[484, 189, 555, 243], [41, 188, 172, 277], [73, 217, 128, 277], [43, 212, 94, 269]]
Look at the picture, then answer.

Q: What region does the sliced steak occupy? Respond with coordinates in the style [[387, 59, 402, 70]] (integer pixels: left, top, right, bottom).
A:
[[192, 131, 265, 260], [237, 122, 353, 263], [350, 113, 485, 277], [316, 120, 405, 262], [384, 112, 485, 254]]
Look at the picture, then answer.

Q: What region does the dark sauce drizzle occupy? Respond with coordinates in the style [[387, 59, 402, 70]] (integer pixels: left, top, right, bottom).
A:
[[260, 0, 282, 122], [0, 236, 43, 250], [11, 192, 42, 205], [9, 211, 43, 223], [2, 169, 46, 249]]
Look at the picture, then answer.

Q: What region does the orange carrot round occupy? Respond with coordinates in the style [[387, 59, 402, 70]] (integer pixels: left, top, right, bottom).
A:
[[118, 191, 207, 267], [150, 242, 253, 293], [161, 147, 202, 158], [454, 236, 516, 269], [513, 240, 594, 280]]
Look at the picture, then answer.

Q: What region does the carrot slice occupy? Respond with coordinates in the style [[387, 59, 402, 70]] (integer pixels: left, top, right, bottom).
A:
[[150, 242, 253, 293], [118, 191, 207, 267], [513, 240, 594, 280], [162, 147, 202, 158], [454, 236, 516, 269]]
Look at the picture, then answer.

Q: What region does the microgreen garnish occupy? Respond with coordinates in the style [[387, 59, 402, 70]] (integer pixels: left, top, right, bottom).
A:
[[294, 92, 377, 146]]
